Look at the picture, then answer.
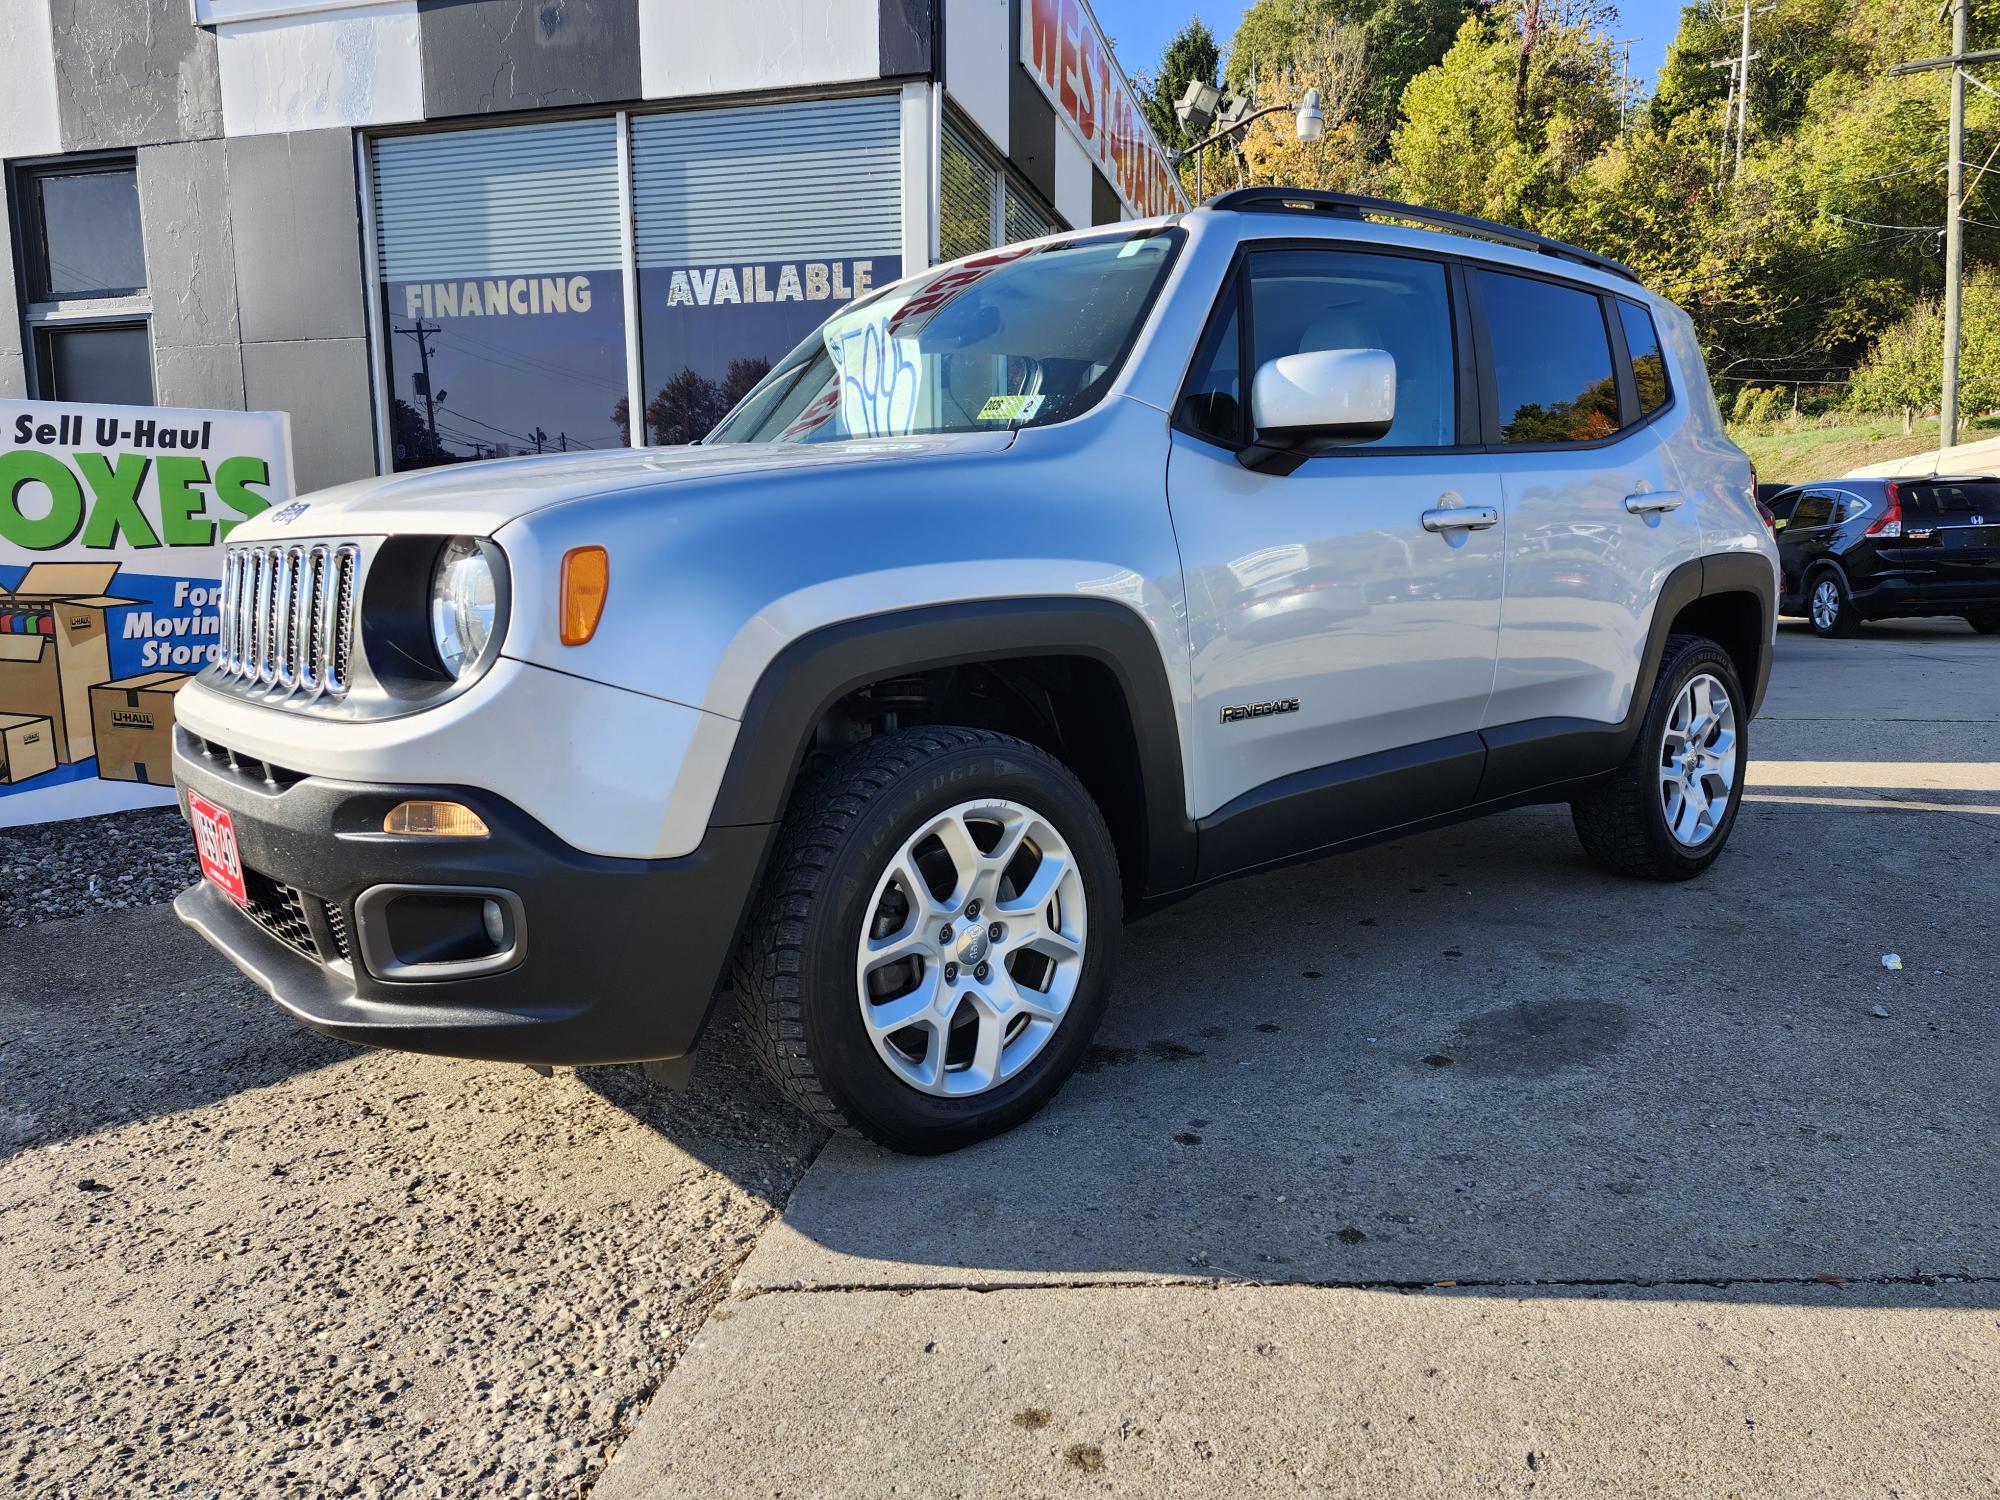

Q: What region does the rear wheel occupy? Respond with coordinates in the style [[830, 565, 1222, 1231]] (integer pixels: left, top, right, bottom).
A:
[[1571, 634, 1748, 881], [1965, 611, 2000, 635], [732, 727, 1120, 1154], [1807, 569, 1859, 638]]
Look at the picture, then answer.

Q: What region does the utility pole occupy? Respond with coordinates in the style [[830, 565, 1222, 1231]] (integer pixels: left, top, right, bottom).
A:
[[393, 320, 441, 450], [531, 426, 548, 455], [1618, 38, 1645, 138], [1888, 16, 2000, 450], [1709, 0, 1773, 183]]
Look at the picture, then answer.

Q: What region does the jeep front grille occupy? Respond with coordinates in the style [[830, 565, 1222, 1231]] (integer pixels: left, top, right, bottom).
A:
[[216, 543, 360, 701]]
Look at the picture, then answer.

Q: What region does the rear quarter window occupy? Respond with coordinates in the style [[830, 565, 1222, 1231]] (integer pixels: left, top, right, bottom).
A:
[[1616, 301, 1670, 415]]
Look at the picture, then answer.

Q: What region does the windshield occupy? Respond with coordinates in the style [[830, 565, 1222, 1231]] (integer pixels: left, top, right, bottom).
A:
[[706, 228, 1182, 445]]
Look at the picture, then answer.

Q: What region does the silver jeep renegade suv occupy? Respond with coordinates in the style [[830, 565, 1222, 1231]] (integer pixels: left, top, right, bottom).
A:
[[173, 188, 1777, 1153]]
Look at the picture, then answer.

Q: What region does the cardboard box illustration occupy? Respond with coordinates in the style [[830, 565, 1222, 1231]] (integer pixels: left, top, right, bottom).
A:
[[0, 712, 59, 785], [0, 562, 140, 764], [89, 672, 192, 785]]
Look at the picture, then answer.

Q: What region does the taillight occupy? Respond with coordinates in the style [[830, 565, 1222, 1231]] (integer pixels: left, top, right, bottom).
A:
[[1866, 482, 1903, 538]]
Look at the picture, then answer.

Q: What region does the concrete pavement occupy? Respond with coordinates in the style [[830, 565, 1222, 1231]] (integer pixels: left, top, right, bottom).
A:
[[598, 618, 2000, 1498]]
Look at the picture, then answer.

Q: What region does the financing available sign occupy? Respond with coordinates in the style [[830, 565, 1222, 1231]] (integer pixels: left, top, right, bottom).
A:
[[0, 400, 292, 827], [1021, 0, 1186, 219]]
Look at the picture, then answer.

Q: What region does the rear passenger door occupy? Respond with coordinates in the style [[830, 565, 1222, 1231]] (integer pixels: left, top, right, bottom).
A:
[[1474, 271, 1705, 732]]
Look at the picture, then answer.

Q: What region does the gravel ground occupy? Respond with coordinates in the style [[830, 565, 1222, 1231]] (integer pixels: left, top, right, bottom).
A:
[[0, 809, 197, 928], [0, 904, 826, 1498]]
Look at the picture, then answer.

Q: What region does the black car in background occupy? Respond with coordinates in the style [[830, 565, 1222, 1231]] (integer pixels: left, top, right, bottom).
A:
[[1771, 475, 2000, 637]]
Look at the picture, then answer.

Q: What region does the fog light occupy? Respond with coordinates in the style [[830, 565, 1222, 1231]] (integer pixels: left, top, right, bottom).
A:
[[481, 898, 508, 947], [383, 800, 490, 838]]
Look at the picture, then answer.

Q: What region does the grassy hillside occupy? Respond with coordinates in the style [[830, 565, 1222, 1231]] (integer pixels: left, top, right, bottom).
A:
[[1731, 415, 2000, 485]]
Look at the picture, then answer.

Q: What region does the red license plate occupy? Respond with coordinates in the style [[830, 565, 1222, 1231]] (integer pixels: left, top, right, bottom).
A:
[[188, 790, 248, 905]]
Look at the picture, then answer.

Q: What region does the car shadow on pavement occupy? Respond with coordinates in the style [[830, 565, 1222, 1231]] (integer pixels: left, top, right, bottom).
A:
[[0, 903, 356, 1163], [745, 799, 2000, 1309], [0, 901, 824, 1194]]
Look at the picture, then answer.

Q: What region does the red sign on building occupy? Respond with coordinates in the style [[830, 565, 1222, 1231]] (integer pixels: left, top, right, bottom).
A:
[[1021, 0, 1186, 220]]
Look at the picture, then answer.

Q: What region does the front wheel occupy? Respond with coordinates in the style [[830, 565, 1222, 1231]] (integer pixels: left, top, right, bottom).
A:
[[1571, 634, 1749, 881], [732, 727, 1121, 1154]]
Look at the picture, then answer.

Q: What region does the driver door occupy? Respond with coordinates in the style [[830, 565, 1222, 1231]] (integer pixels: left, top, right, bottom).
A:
[[1167, 247, 1506, 875]]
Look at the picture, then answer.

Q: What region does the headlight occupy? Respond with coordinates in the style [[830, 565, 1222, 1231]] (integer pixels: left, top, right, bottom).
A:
[[430, 537, 500, 679]]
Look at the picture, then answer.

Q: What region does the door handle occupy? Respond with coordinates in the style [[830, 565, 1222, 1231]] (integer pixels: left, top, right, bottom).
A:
[[1624, 491, 1685, 514], [1421, 505, 1500, 534]]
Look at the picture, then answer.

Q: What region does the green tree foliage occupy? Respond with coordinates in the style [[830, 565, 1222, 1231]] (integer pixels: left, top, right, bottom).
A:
[[1389, 2, 1621, 226], [1138, 17, 1224, 152], [1226, 0, 1473, 148], [1847, 266, 2000, 413]]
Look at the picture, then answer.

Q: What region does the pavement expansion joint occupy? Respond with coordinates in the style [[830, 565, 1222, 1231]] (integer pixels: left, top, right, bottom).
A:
[[734, 1272, 2000, 1299]]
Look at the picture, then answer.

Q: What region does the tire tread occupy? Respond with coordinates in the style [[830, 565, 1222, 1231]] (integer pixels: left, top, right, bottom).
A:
[[730, 726, 1073, 1135]]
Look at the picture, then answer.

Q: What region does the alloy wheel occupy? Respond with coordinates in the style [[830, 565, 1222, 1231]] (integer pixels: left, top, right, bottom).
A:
[[1811, 577, 1841, 632], [853, 799, 1088, 1097], [1658, 672, 1740, 847]]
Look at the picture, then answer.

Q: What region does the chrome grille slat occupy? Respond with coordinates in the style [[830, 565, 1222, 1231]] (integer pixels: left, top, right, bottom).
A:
[[210, 539, 364, 704]]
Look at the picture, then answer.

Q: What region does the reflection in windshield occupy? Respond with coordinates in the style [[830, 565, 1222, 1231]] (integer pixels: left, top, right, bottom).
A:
[[706, 229, 1182, 445]]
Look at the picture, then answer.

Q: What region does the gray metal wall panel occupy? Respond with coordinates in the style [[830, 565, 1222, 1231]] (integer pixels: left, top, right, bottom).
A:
[[242, 337, 375, 491], [1091, 166, 1119, 226], [227, 129, 366, 345], [1005, 19, 1054, 202], [419, 0, 641, 119], [631, 97, 901, 267], [50, 0, 222, 150], [879, 0, 934, 77], [0, 187, 21, 391], [373, 118, 622, 279], [138, 138, 245, 407]]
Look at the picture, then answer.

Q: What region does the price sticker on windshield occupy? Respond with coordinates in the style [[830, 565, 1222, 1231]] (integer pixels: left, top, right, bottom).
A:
[[976, 394, 1044, 423]]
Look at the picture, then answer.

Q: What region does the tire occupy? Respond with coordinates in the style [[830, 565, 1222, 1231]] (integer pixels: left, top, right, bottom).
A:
[[731, 726, 1121, 1154], [1571, 634, 1749, 882], [1965, 611, 2000, 636], [1806, 567, 1859, 638]]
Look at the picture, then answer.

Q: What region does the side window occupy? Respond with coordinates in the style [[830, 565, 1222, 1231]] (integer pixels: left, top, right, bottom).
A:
[[1478, 270, 1620, 444], [1231, 249, 1455, 449], [1789, 493, 1835, 530], [1832, 492, 1871, 525], [1617, 300, 1670, 415]]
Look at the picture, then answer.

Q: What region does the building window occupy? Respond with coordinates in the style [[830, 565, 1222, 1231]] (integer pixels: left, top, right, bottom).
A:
[[940, 117, 1059, 264], [630, 96, 903, 445], [13, 159, 154, 405], [371, 120, 630, 470]]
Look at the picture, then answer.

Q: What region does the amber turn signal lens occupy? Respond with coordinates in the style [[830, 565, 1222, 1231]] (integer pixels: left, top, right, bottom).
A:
[[382, 800, 491, 838], [560, 545, 609, 646]]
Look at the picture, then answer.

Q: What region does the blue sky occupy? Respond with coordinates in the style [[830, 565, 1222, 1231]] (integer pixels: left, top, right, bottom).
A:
[[1090, 0, 1688, 98]]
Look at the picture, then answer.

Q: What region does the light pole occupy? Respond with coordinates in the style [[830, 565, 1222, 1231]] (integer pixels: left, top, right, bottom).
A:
[[1172, 89, 1325, 201]]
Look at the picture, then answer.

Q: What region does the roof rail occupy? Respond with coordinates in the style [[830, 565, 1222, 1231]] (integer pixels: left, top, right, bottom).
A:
[[1203, 188, 1641, 285]]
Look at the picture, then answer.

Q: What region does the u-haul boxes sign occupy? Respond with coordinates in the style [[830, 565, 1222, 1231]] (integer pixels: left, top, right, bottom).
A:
[[0, 399, 292, 827], [1021, 0, 1187, 220]]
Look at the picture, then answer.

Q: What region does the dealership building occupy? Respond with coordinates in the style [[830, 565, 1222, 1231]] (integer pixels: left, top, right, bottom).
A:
[[0, 0, 1181, 491]]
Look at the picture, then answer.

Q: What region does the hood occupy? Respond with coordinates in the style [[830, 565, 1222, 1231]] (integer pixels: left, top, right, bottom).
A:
[[228, 433, 1018, 542]]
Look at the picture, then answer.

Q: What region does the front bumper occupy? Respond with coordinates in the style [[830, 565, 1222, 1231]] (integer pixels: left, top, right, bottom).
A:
[[172, 729, 773, 1065]]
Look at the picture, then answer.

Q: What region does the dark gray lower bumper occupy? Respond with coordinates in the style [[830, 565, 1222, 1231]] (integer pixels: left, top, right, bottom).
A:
[[172, 730, 772, 1065]]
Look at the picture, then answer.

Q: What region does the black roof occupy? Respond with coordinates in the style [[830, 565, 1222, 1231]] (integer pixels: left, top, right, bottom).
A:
[[1203, 188, 1641, 286]]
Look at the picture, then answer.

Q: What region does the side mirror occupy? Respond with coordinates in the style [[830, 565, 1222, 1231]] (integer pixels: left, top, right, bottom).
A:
[[1240, 348, 1396, 476]]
